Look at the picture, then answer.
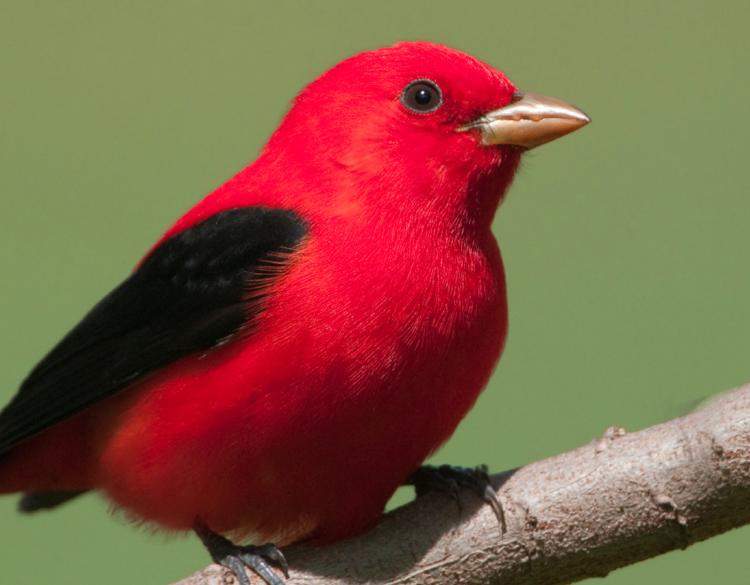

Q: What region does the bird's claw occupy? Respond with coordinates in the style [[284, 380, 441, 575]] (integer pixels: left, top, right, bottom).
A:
[[250, 544, 289, 577], [195, 520, 288, 585], [408, 464, 506, 533], [216, 544, 288, 585]]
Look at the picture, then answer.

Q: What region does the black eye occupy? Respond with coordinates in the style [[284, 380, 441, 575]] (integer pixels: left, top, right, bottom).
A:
[[401, 80, 443, 113]]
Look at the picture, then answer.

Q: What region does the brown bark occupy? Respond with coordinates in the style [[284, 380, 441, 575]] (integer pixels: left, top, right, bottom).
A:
[[175, 383, 750, 585]]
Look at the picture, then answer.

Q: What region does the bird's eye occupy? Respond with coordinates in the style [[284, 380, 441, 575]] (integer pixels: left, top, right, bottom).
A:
[[401, 80, 443, 113]]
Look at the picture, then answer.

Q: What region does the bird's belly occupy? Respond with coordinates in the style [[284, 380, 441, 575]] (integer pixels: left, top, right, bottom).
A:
[[95, 253, 507, 543]]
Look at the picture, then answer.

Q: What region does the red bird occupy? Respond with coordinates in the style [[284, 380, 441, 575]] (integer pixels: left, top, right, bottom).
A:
[[0, 42, 588, 584]]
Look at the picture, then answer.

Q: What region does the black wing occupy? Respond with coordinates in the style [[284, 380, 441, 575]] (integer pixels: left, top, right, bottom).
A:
[[0, 207, 307, 454]]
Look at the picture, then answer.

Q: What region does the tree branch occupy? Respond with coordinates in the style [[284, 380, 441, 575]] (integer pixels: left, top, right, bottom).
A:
[[175, 383, 750, 585]]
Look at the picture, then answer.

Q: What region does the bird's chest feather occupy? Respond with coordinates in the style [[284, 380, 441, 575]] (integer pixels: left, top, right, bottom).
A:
[[239, 227, 509, 540], [265, 226, 508, 451]]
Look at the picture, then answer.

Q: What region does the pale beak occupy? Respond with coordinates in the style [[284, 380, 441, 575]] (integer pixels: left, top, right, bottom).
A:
[[459, 92, 590, 149]]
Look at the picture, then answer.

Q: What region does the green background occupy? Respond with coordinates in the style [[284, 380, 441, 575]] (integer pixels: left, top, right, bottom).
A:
[[1, 1, 748, 583]]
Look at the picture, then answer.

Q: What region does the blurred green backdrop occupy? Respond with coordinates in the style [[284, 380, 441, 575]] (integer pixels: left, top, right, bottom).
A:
[[1, 1, 748, 583]]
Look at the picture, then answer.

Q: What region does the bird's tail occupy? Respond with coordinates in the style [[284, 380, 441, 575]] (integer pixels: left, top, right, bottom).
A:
[[17, 490, 88, 513], [0, 415, 95, 503]]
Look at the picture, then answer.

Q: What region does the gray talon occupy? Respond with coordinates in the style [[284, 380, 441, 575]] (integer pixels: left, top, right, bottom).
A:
[[194, 519, 288, 585], [408, 464, 506, 533], [221, 556, 252, 585]]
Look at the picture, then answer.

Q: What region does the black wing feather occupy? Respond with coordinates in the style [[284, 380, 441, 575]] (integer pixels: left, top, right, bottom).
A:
[[0, 207, 307, 454]]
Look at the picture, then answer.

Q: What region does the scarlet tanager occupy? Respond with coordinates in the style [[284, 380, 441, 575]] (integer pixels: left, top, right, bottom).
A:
[[0, 42, 589, 584]]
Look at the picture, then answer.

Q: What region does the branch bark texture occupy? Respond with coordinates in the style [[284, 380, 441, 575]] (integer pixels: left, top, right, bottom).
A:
[[176, 383, 750, 585]]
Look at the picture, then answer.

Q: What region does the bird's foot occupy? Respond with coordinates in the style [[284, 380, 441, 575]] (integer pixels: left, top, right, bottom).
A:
[[407, 464, 506, 533], [194, 520, 289, 585]]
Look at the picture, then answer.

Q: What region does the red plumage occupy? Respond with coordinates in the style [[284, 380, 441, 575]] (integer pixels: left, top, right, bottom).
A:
[[0, 41, 581, 552]]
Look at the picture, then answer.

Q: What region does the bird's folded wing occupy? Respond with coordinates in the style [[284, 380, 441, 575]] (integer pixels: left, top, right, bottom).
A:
[[0, 206, 308, 454]]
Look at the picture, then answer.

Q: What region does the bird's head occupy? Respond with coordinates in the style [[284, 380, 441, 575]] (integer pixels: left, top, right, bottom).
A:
[[261, 42, 589, 230]]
